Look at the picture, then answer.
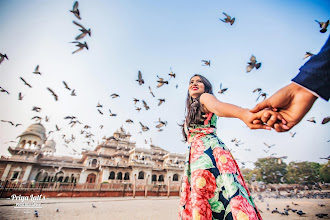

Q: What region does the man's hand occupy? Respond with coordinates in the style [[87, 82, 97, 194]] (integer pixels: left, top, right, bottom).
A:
[[250, 83, 318, 132]]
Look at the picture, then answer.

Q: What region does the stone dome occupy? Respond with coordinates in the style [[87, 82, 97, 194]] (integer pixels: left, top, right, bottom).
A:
[[18, 123, 46, 140], [26, 123, 46, 135], [45, 139, 56, 148]]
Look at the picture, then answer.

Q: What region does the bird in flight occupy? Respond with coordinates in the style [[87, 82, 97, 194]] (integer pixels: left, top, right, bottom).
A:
[[304, 52, 314, 59], [290, 132, 296, 138], [18, 92, 24, 100], [71, 89, 77, 96], [47, 87, 58, 101], [0, 53, 8, 64], [136, 71, 144, 85], [64, 116, 76, 120], [31, 116, 42, 121], [319, 155, 330, 160], [70, 1, 81, 19], [109, 109, 117, 117], [45, 116, 50, 122], [149, 86, 155, 97], [71, 41, 88, 54], [158, 98, 165, 106], [142, 100, 150, 110], [0, 87, 9, 94], [73, 21, 91, 40], [20, 77, 32, 88], [33, 65, 41, 75], [322, 116, 330, 124], [63, 81, 71, 90], [1, 120, 21, 127], [315, 19, 329, 33], [156, 76, 169, 88], [32, 106, 42, 112], [253, 88, 262, 94], [307, 117, 316, 123], [55, 125, 61, 131], [139, 122, 149, 132], [169, 68, 175, 78], [256, 92, 267, 101], [96, 102, 103, 108], [218, 83, 228, 94], [136, 107, 141, 112], [155, 118, 167, 128], [110, 93, 119, 98], [246, 55, 261, 73], [126, 119, 134, 124], [201, 60, 211, 66], [133, 98, 139, 104], [264, 142, 275, 148], [219, 12, 235, 25]]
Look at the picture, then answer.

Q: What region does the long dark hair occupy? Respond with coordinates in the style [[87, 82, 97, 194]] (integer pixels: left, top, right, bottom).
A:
[[180, 74, 214, 142]]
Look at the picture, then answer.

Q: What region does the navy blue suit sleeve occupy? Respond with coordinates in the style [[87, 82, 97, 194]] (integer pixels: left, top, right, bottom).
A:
[[292, 35, 330, 101]]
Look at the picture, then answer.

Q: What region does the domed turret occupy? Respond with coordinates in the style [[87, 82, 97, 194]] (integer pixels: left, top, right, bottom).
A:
[[17, 123, 46, 149], [45, 139, 56, 148], [26, 123, 46, 135], [42, 139, 56, 155]]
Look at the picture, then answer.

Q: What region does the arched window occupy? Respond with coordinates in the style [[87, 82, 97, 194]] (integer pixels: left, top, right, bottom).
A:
[[20, 140, 26, 148], [158, 175, 164, 182], [86, 173, 96, 183], [124, 172, 130, 180], [71, 174, 75, 183], [152, 175, 157, 181], [11, 171, 20, 180], [35, 172, 41, 181], [138, 171, 144, 179], [64, 176, 69, 182], [173, 174, 179, 181], [91, 159, 97, 167], [42, 173, 48, 182], [25, 141, 32, 149], [117, 172, 122, 180], [57, 176, 63, 182], [109, 171, 115, 180]]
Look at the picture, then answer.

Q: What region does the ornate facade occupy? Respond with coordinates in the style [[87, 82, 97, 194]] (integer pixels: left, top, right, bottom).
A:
[[0, 123, 185, 186]]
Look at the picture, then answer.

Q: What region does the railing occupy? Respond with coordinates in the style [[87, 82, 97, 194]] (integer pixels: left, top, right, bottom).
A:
[[0, 180, 181, 192]]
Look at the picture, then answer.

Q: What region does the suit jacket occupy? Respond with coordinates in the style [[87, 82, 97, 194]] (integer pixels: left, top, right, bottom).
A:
[[292, 35, 330, 101]]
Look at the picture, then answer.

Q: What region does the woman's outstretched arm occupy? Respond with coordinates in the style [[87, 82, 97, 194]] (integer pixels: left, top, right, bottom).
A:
[[200, 93, 285, 130]]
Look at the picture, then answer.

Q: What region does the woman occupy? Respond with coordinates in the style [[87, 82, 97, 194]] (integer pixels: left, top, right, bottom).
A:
[[178, 75, 285, 220]]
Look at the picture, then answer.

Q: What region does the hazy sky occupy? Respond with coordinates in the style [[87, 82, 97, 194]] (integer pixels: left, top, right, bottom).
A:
[[0, 0, 329, 169]]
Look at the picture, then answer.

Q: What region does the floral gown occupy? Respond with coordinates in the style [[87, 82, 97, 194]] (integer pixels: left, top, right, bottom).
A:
[[178, 113, 262, 220]]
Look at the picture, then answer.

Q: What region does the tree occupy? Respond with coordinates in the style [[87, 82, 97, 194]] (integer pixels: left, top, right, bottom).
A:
[[254, 158, 287, 184], [285, 161, 321, 184], [320, 161, 330, 183], [241, 168, 259, 183]]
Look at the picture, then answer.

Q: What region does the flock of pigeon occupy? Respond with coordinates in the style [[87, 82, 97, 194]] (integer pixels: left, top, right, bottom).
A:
[[252, 190, 330, 219], [70, 1, 91, 54], [0, 4, 329, 161]]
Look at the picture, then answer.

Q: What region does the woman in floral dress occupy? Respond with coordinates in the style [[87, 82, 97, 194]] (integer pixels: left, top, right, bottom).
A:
[[178, 75, 285, 220]]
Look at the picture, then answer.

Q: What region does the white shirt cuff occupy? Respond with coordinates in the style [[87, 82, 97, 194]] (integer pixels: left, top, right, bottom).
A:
[[292, 82, 320, 98]]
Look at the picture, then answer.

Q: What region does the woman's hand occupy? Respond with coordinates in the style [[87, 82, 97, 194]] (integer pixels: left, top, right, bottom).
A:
[[240, 109, 286, 130]]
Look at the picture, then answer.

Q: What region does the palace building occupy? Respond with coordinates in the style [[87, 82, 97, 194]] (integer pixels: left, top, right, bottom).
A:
[[0, 123, 185, 186]]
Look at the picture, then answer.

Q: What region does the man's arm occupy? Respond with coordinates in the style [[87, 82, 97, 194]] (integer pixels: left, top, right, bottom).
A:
[[292, 35, 330, 101]]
